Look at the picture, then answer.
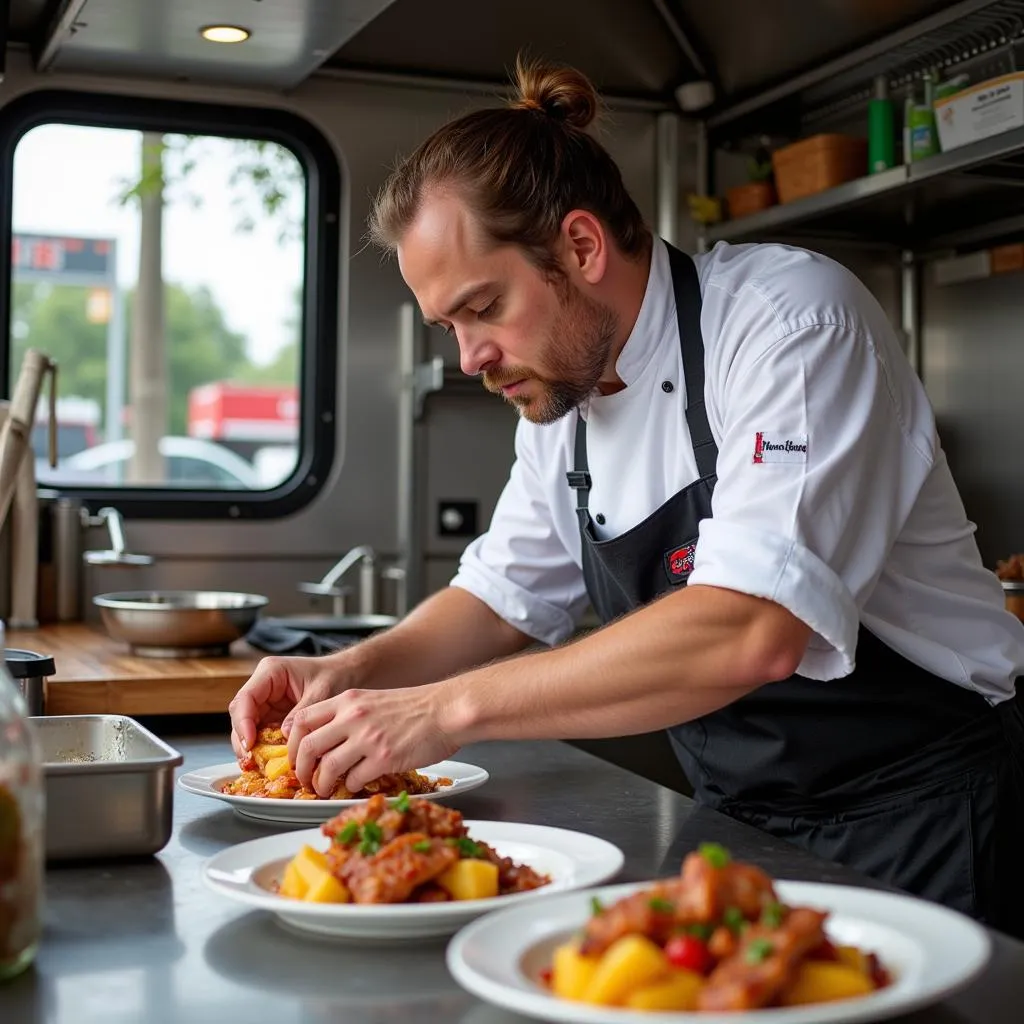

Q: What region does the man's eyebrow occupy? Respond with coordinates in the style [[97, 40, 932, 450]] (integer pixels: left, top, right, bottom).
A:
[[422, 283, 494, 326]]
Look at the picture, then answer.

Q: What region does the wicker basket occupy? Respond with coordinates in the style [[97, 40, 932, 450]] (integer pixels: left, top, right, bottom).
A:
[[771, 134, 868, 204]]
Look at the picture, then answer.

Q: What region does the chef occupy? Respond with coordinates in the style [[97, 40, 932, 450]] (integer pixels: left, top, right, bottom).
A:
[[230, 56, 1024, 935]]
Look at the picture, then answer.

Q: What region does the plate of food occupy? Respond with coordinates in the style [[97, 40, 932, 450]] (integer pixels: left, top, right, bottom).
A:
[[202, 793, 625, 940], [178, 725, 489, 823], [445, 843, 991, 1023]]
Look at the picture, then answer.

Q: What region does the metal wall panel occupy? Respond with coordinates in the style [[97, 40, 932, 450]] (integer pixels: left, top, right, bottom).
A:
[[921, 268, 1024, 568]]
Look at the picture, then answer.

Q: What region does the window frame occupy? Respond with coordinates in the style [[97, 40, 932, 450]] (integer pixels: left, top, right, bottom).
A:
[[0, 89, 341, 520]]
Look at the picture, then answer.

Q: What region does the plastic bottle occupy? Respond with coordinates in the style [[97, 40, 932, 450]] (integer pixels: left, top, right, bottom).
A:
[[0, 623, 44, 982], [909, 71, 941, 160], [868, 75, 895, 173]]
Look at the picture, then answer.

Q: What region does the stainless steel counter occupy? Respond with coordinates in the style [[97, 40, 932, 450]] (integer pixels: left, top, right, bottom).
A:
[[2, 734, 1023, 1022]]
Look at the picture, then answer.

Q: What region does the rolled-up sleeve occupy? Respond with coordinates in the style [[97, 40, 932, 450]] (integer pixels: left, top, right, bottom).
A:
[[450, 422, 589, 646], [688, 320, 936, 679]]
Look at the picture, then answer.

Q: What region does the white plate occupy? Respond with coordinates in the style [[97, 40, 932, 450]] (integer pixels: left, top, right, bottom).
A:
[[178, 759, 489, 823], [446, 879, 992, 1024], [202, 821, 625, 940]]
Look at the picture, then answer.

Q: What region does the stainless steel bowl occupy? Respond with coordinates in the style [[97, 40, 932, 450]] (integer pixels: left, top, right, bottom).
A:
[[93, 590, 269, 657]]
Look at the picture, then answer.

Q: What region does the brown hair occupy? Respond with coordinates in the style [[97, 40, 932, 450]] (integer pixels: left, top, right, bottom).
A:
[[368, 55, 651, 277]]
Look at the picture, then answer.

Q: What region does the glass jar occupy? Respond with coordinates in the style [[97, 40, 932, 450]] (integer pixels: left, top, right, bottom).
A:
[[0, 623, 44, 982]]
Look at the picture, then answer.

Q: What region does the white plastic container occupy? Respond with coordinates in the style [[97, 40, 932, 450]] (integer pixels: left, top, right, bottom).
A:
[[934, 72, 1024, 152]]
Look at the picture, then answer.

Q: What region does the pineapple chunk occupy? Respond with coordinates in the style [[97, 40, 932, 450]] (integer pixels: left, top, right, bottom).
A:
[[435, 858, 499, 900], [780, 962, 875, 1006], [583, 935, 670, 1006], [253, 743, 289, 769], [625, 970, 704, 1011], [550, 941, 600, 1001], [292, 844, 329, 887], [304, 871, 350, 903], [263, 755, 293, 781], [279, 859, 308, 899], [836, 944, 870, 975]]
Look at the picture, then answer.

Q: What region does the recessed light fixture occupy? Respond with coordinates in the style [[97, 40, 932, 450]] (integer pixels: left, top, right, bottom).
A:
[[200, 25, 251, 43]]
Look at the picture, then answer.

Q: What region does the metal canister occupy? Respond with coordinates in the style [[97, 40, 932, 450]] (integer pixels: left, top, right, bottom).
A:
[[52, 497, 85, 622], [3, 649, 55, 718]]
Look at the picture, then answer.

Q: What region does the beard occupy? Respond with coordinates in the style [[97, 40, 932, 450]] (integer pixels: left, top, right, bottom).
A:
[[482, 284, 620, 425]]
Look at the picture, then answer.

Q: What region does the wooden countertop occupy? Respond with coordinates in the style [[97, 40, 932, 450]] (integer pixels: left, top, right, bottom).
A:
[[5, 623, 263, 716]]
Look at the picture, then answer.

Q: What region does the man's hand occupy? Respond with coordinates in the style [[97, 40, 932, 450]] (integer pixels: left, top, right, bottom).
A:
[[286, 683, 461, 796], [228, 655, 347, 761]]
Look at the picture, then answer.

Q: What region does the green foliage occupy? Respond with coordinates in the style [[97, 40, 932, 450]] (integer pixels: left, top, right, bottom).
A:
[[11, 281, 265, 435]]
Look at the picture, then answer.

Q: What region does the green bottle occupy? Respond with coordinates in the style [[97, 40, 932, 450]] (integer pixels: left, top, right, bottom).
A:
[[868, 75, 895, 173]]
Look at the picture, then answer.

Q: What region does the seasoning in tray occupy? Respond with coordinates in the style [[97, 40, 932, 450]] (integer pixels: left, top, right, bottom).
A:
[[271, 792, 550, 904], [542, 843, 891, 1012], [220, 724, 453, 800]]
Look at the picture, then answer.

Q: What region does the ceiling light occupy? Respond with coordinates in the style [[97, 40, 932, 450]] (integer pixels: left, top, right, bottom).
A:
[[200, 25, 251, 43]]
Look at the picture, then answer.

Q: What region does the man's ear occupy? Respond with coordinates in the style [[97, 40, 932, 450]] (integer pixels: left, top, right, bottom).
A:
[[560, 209, 608, 285]]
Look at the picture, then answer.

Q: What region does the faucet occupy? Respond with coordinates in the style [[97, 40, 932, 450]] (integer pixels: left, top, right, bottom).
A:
[[298, 545, 377, 616], [83, 507, 154, 567]]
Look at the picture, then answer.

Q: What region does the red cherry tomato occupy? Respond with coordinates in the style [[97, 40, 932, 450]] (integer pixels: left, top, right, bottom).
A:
[[664, 934, 712, 974]]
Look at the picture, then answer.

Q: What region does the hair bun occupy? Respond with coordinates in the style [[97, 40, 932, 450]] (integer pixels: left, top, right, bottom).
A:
[[510, 55, 599, 130]]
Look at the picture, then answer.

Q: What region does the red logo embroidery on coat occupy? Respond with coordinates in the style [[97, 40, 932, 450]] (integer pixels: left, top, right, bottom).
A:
[[752, 431, 765, 464], [668, 544, 695, 577]]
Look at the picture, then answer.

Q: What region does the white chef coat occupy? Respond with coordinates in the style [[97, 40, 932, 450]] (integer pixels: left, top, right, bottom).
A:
[[450, 236, 1024, 701]]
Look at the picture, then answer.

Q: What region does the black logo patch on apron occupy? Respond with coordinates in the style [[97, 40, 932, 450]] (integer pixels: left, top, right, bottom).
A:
[[663, 542, 696, 585]]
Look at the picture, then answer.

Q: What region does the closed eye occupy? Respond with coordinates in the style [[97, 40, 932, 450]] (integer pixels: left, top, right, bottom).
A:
[[476, 298, 500, 320]]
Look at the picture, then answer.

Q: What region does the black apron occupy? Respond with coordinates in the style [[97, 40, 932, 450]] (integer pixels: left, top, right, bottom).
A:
[[568, 242, 1024, 938]]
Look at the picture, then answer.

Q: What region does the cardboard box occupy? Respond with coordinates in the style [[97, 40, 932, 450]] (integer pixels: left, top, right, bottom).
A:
[[934, 72, 1024, 152], [991, 244, 1024, 274]]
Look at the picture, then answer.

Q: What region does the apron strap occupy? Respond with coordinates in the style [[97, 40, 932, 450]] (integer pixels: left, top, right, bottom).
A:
[[666, 243, 718, 482], [568, 412, 592, 523]]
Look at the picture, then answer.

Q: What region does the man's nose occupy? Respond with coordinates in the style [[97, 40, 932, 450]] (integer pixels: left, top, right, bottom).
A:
[[457, 328, 501, 376]]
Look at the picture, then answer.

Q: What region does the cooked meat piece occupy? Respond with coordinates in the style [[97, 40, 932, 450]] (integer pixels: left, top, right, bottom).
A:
[[404, 801, 467, 840], [579, 880, 685, 956], [697, 907, 828, 1011], [411, 883, 452, 903], [471, 840, 550, 894], [339, 833, 459, 904], [675, 851, 777, 924], [708, 925, 739, 960]]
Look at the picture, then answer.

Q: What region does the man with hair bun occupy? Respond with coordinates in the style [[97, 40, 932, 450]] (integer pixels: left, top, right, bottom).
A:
[[231, 56, 1024, 934]]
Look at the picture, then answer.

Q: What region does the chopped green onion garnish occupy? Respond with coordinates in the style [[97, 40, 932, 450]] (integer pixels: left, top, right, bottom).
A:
[[698, 842, 731, 869], [686, 923, 713, 941], [337, 821, 360, 844], [412, 839, 432, 853], [761, 902, 786, 929], [649, 897, 675, 914], [723, 906, 745, 932], [358, 820, 384, 856], [445, 837, 484, 858], [391, 791, 411, 812], [590, 896, 605, 916], [745, 938, 775, 964]]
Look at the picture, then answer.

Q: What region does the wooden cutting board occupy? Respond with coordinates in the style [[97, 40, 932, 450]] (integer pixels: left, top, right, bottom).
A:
[[5, 623, 263, 716]]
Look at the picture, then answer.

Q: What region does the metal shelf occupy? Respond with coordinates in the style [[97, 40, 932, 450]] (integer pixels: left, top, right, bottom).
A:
[[708, 0, 1024, 133], [705, 125, 1024, 252]]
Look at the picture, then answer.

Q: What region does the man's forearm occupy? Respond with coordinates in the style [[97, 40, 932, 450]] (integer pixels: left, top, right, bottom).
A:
[[442, 584, 811, 744], [336, 585, 535, 691]]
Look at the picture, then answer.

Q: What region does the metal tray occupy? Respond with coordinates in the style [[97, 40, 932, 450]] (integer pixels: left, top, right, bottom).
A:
[[29, 715, 184, 861]]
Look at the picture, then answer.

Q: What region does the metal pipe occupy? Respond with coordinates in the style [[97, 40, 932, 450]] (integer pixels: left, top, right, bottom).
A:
[[655, 113, 681, 246], [649, 0, 709, 78], [396, 303, 422, 613], [901, 250, 922, 380]]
